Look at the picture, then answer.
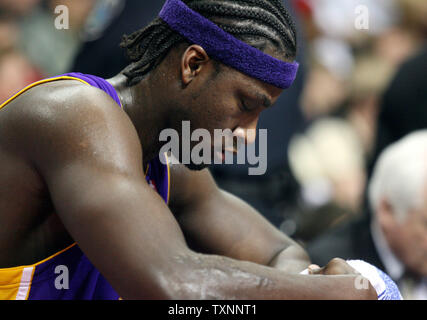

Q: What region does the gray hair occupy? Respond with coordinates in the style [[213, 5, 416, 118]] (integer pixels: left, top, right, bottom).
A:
[[369, 130, 427, 223]]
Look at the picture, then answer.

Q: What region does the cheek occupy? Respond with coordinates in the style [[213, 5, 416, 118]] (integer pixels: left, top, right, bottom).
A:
[[392, 219, 427, 274], [415, 226, 427, 255], [197, 101, 240, 130], [409, 219, 427, 244], [398, 224, 427, 260]]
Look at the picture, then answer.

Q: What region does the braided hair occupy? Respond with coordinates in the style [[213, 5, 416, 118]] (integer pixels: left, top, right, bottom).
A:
[[120, 0, 297, 86]]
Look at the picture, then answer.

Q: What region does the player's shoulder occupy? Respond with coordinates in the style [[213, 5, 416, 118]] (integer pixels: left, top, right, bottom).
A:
[[3, 78, 132, 133], [1, 78, 140, 160], [26, 79, 121, 116]]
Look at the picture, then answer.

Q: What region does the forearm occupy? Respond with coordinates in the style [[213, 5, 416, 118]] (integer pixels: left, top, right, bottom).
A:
[[159, 251, 377, 300]]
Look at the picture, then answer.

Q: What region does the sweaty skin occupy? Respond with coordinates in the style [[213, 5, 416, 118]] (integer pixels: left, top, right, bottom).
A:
[[0, 43, 377, 299]]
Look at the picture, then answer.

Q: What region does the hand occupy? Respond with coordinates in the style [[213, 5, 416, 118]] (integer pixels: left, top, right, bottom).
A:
[[308, 258, 361, 276], [299, 259, 379, 299]]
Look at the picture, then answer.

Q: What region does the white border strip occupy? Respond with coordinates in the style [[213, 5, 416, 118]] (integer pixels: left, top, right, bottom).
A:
[[15, 266, 34, 300]]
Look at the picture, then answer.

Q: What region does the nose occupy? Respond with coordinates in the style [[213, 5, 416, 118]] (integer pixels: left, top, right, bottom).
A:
[[233, 117, 258, 145]]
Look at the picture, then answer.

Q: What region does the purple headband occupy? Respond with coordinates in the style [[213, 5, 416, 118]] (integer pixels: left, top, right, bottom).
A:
[[159, 0, 299, 89]]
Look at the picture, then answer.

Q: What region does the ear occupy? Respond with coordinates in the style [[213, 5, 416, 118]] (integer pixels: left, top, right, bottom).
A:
[[181, 45, 210, 86]]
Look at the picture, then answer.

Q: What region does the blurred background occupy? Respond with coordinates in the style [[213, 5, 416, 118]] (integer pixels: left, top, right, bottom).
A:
[[0, 0, 426, 297]]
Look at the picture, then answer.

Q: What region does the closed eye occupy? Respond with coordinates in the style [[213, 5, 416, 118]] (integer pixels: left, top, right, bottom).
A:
[[240, 92, 272, 112], [241, 101, 251, 112]]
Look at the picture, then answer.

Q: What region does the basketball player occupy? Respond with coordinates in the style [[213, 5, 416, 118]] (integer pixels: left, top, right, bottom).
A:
[[0, 0, 377, 299]]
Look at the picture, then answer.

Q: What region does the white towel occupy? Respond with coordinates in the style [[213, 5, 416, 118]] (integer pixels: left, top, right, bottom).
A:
[[299, 259, 403, 300]]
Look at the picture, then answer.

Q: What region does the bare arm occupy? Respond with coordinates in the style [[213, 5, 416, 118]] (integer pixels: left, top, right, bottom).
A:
[[169, 163, 310, 273], [9, 83, 376, 299]]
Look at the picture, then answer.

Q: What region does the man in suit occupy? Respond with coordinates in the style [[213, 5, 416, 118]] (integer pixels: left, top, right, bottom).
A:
[[307, 130, 427, 299]]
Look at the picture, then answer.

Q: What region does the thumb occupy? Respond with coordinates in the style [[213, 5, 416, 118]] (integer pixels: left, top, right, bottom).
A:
[[308, 264, 323, 275]]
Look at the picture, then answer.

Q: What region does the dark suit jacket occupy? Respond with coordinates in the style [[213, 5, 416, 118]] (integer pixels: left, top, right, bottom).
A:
[[306, 216, 386, 272]]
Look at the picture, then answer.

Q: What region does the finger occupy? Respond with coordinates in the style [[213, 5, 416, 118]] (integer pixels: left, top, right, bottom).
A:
[[308, 265, 322, 275]]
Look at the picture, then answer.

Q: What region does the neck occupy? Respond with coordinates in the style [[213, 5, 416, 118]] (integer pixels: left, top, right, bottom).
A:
[[107, 72, 167, 167]]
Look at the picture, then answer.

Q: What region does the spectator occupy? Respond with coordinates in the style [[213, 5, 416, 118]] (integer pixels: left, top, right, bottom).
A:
[[287, 117, 366, 242], [0, 19, 19, 52], [0, 0, 41, 18], [307, 130, 427, 300], [18, 0, 96, 76], [287, 0, 425, 241], [0, 50, 41, 101], [71, 0, 162, 78]]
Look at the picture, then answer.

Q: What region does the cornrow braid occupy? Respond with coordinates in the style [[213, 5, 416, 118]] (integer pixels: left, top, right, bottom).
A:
[[190, 2, 294, 48], [233, 0, 295, 40], [216, 23, 281, 49], [270, 0, 297, 39], [121, 0, 297, 86]]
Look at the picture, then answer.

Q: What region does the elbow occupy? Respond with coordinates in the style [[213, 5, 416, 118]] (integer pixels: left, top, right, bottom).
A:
[[268, 243, 311, 267]]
